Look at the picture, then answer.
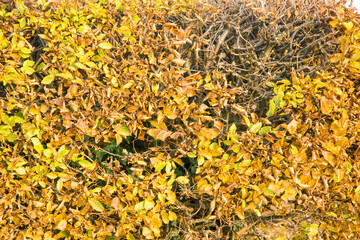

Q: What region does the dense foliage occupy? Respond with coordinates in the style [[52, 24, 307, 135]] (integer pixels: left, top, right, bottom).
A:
[[0, 0, 359, 239]]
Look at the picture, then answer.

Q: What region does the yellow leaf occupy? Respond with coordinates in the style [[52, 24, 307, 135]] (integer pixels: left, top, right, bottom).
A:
[[176, 176, 189, 184], [116, 124, 131, 136], [142, 227, 154, 239], [308, 224, 319, 236], [75, 62, 87, 70], [329, 19, 338, 28], [15, 167, 26, 175], [343, 21, 353, 30], [254, 209, 261, 217], [281, 186, 297, 202], [187, 152, 196, 158], [261, 187, 274, 197], [161, 210, 169, 224], [198, 156, 205, 166], [166, 190, 176, 204], [320, 96, 333, 115], [168, 210, 177, 221], [46, 172, 58, 179], [56, 219, 67, 231], [144, 198, 155, 211], [88, 198, 104, 212], [98, 42, 112, 49], [268, 183, 283, 195], [134, 201, 145, 211], [171, 58, 186, 66], [322, 150, 335, 167], [147, 129, 171, 141], [78, 159, 92, 169], [235, 210, 245, 220], [41, 75, 55, 85], [123, 82, 134, 89], [151, 213, 163, 235], [250, 122, 262, 134], [56, 179, 63, 191], [287, 120, 297, 135], [20, 47, 31, 54], [242, 116, 251, 127], [229, 123, 237, 133]]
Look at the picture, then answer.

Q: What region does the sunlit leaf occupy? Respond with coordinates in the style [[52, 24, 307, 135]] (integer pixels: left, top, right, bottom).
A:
[[41, 75, 55, 85], [31, 137, 44, 153], [6, 133, 17, 142], [56, 179, 63, 191], [155, 161, 166, 172], [250, 122, 262, 134], [176, 176, 189, 184], [229, 123, 237, 133], [261, 187, 274, 197], [142, 227, 154, 239], [126, 233, 136, 240], [56, 219, 67, 231], [187, 152, 196, 158], [88, 198, 104, 212], [46, 172, 58, 179], [168, 210, 177, 221], [78, 159, 92, 169], [98, 42, 112, 49], [258, 126, 271, 135], [134, 201, 145, 211], [117, 124, 131, 136], [144, 198, 155, 210]]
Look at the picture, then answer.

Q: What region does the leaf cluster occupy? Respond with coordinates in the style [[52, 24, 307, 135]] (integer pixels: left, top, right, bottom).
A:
[[0, 0, 359, 239]]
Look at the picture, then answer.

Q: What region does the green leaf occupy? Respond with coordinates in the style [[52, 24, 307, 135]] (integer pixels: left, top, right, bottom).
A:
[[98, 42, 112, 49], [261, 187, 275, 197], [41, 75, 55, 85], [274, 96, 282, 108], [36, 62, 46, 72], [88, 198, 104, 212], [258, 126, 272, 135], [250, 122, 263, 134]]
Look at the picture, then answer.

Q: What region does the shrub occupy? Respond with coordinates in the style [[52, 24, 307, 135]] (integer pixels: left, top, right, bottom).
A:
[[0, 0, 359, 239]]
